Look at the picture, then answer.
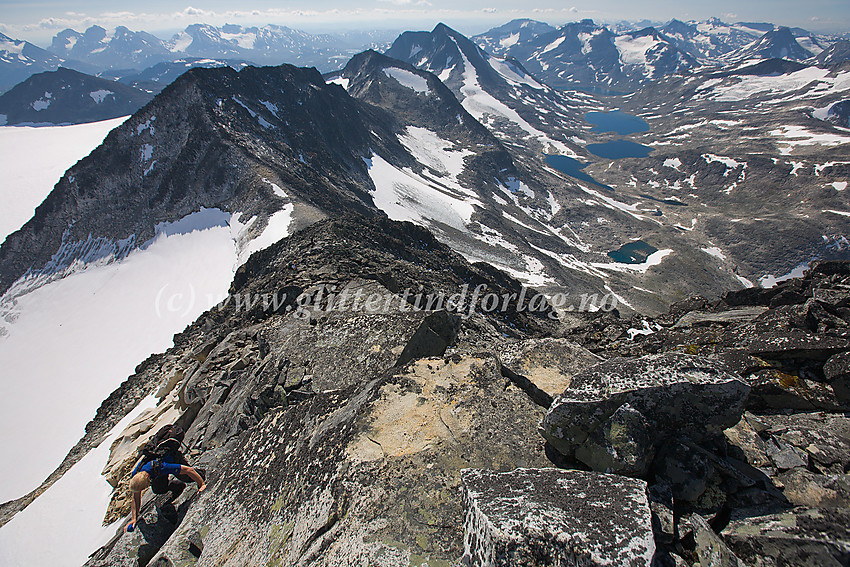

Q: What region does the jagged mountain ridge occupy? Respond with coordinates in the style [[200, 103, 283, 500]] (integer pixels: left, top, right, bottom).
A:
[[45, 23, 397, 74], [50, 25, 173, 71], [474, 18, 835, 93], [385, 23, 598, 154], [0, 67, 153, 125], [3, 56, 620, 316], [0, 32, 94, 93], [473, 19, 698, 93], [110, 58, 254, 94]]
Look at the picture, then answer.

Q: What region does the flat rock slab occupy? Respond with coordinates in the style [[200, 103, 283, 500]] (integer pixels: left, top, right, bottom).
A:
[[673, 307, 769, 328], [541, 354, 749, 474], [461, 468, 655, 567], [723, 507, 850, 567], [499, 338, 602, 399]]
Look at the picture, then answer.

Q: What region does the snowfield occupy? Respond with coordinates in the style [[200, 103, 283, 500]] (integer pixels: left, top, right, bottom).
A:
[[383, 67, 431, 94], [0, 209, 240, 503], [0, 116, 128, 243], [0, 396, 158, 567]]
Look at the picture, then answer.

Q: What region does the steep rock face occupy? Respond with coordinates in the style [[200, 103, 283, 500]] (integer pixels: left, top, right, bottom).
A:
[[95, 354, 555, 566], [0, 67, 153, 125], [461, 468, 655, 566], [384, 23, 595, 152], [816, 40, 850, 65]]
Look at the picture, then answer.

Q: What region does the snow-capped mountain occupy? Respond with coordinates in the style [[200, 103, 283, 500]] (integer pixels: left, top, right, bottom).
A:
[[473, 19, 697, 93], [0, 68, 152, 125], [49, 26, 172, 71], [473, 19, 557, 56], [659, 18, 765, 62], [730, 27, 815, 62], [168, 23, 334, 64], [41, 23, 398, 81], [0, 32, 92, 93], [384, 23, 598, 155], [114, 58, 254, 94]]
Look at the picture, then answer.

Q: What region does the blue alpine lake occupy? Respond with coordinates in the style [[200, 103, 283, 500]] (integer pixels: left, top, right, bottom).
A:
[[587, 140, 654, 159], [543, 154, 611, 190], [607, 240, 658, 264], [585, 110, 649, 135]]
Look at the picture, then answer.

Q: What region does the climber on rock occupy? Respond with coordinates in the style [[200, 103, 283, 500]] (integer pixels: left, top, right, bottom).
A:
[[124, 424, 207, 533]]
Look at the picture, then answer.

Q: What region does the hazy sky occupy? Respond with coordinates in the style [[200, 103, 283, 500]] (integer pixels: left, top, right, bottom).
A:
[[2, 0, 849, 44]]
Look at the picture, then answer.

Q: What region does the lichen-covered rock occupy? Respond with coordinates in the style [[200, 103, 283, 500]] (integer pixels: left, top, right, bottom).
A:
[[757, 412, 850, 474], [724, 415, 772, 469], [673, 307, 768, 328], [742, 368, 847, 412], [460, 468, 655, 567], [540, 353, 750, 474], [87, 486, 199, 567], [574, 403, 654, 476], [777, 468, 850, 509], [648, 481, 676, 545], [825, 351, 850, 404], [765, 438, 808, 471], [682, 513, 745, 567], [723, 508, 850, 567]]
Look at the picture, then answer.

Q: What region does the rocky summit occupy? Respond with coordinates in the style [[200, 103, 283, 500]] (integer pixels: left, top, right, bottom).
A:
[[1, 212, 840, 566]]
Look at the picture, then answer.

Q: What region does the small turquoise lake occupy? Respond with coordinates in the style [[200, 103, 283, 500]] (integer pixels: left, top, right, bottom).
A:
[[607, 240, 658, 264], [585, 110, 649, 135], [587, 140, 653, 159]]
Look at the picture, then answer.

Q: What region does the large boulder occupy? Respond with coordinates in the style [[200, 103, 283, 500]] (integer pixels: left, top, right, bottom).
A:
[[461, 468, 655, 567], [541, 354, 750, 476], [825, 351, 850, 403]]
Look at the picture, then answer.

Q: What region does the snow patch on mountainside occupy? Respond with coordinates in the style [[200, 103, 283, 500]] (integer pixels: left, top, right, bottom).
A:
[[0, 396, 158, 567], [383, 67, 430, 94], [615, 34, 658, 65], [363, 152, 479, 231], [701, 67, 850, 102], [0, 209, 238, 502], [399, 126, 472, 187], [231, 206, 294, 266], [0, 116, 128, 243], [488, 56, 545, 89], [89, 89, 113, 104], [770, 125, 850, 154]]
